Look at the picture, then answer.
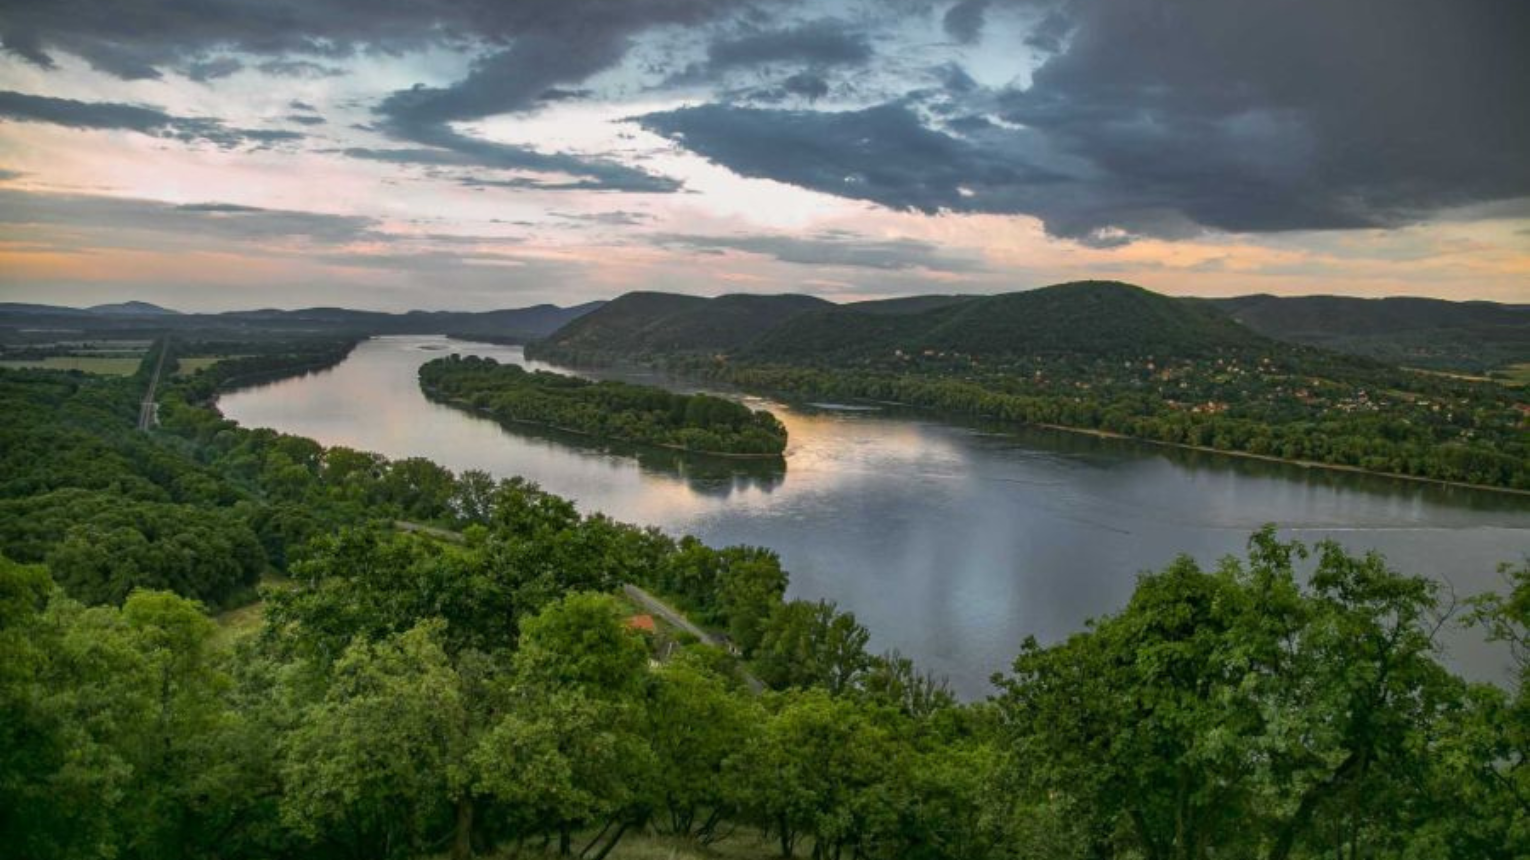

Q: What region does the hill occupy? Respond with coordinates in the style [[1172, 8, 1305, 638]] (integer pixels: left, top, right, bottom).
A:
[[87, 300, 181, 316], [1208, 294, 1530, 373], [532, 292, 830, 358], [0, 301, 604, 344], [742, 281, 1261, 365]]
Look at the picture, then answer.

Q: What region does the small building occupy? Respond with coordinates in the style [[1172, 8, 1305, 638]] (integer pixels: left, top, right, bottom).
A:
[[626, 614, 657, 634]]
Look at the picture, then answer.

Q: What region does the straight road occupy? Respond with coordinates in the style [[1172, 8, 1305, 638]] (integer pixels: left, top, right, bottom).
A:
[[137, 338, 170, 431]]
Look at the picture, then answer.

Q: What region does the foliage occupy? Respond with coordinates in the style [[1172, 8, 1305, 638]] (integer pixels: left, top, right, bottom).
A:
[[420, 354, 788, 456]]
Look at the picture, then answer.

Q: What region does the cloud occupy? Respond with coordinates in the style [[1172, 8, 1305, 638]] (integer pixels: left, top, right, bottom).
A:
[[344, 135, 682, 193], [706, 19, 872, 70], [256, 60, 345, 79], [0, 167, 23, 181], [551, 210, 655, 226], [287, 114, 326, 126], [639, 101, 1063, 213], [0, 189, 378, 246], [943, 1, 990, 44], [639, 0, 1530, 244], [184, 56, 243, 82], [0, 90, 302, 149], [653, 231, 985, 273]]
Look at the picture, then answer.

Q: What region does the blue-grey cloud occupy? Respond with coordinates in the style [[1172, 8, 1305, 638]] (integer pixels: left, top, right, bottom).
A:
[[653, 230, 985, 273], [942, 1, 989, 44], [640, 101, 1064, 212], [706, 19, 871, 70], [0, 90, 303, 149], [0, 189, 377, 245], [643, 0, 1530, 243]]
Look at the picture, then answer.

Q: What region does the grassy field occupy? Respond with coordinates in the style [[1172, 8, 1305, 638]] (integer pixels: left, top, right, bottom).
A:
[[1491, 362, 1530, 386], [175, 355, 249, 376], [0, 356, 143, 375]]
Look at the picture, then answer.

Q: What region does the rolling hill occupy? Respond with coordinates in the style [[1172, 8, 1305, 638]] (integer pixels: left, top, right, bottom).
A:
[[0, 301, 605, 344], [532, 292, 831, 358], [536, 282, 1267, 366], [1208, 294, 1530, 373]]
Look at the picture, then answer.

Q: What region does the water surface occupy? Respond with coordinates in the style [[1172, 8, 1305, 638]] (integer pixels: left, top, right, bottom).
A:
[[219, 336, 1530, 696]]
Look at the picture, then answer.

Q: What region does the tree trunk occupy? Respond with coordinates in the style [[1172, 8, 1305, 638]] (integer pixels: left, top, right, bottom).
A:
[[591, 821, 631, 860], [451, 795, 474, 860]]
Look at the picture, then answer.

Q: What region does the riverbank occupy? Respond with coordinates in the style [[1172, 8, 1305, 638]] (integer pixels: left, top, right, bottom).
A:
[[421, 386, 789, 462]]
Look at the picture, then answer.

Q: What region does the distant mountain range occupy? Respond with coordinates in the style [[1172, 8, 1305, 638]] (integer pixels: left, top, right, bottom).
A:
[[4, 287, 1525, 373], [0, 300, 607, 343]]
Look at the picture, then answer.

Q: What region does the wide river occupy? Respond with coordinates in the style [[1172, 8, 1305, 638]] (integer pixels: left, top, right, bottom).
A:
[[220, 336, 1529, 696]]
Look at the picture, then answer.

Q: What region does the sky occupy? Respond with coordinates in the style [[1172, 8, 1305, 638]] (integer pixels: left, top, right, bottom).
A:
[[0, 0, 1526, 312]]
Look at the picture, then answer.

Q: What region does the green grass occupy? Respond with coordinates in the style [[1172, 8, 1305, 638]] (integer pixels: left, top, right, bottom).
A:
[[175, 355, 246, 376], [1491, 362, 1530, 386], [0, 356, 144, 375]]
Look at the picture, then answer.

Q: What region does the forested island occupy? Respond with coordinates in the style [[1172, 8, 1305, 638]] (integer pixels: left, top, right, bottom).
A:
[[419, 353, 788, 457], [528, 282, 1530, 491], [1, 339, 1526, 860]]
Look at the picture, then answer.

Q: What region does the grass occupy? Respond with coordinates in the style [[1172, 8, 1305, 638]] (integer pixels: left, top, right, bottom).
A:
[[1491, 362, 1530, 386], [213, 573, 289, 644], [0, 356, 144, 375], [176, 355, 246, 376]]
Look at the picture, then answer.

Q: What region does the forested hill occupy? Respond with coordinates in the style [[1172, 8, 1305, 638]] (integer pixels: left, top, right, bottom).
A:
[[531, 281, 1530, 491], [1208, 294, 1530, 374], [532, 282, 1262, 364], [535, 291, 831, 358], [747, 281, 1257, 364]]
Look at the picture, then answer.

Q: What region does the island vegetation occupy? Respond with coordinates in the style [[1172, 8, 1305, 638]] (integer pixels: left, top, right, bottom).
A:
[[419, 353, 788, 457], [529, 282, 1530, 491], [0, 338, 1526, 860]]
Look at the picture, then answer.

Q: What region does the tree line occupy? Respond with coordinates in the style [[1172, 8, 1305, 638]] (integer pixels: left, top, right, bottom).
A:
[[420, 354, 788, 457]]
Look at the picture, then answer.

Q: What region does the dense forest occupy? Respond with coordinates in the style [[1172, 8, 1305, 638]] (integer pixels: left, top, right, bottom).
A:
[[420, 354, 788, 457], [530, 283, 1530, 491], [0, 340, 1526, 859]]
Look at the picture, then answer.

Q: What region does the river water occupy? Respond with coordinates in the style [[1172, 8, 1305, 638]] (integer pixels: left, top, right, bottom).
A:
[[219, 336, 1529, 696]]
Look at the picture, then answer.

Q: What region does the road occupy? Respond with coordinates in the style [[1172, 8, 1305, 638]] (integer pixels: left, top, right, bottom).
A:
[[623, 583, 765, 693], [393, 521, 765, 692], [137, 338, 170, 431]]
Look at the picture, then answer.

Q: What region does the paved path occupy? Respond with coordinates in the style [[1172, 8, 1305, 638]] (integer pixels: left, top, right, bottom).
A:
[[137, 338, 170, 431]]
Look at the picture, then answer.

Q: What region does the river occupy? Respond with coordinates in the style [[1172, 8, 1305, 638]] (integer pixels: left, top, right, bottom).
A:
[[218, 335, 1529, 696]]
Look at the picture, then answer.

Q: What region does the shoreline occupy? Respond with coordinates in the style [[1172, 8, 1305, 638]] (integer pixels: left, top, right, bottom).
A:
[[532, 352, 1528, 498]]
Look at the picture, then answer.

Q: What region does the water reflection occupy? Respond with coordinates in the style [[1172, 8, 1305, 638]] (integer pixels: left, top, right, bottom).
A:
[[218, 336, 1530, 698]]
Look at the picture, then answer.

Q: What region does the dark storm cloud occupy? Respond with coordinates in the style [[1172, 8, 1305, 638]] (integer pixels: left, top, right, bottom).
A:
[[706, 19, 872, 70], [653, 231, 984, 273], [0, 90, 303, 149], [287, 114, 326, 126], [646, 0, 1530, 243], [639, 102, 1063, 212], [0, 0, 706, 79], [942, 1, 989, 44]]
